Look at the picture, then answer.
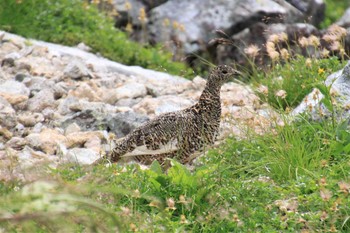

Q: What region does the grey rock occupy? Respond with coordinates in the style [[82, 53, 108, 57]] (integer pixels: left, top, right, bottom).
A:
[[14, 73, 30, 82], [65, 148, 100, 165], [0, 80, 30, 96], [13, 123, 25, 137], [218, 23, 318, 66], [32, 123, 45, 134], [292, 62, 350, 120], [60, 108, 149, 137], [57, 96, 80, 115], [148, 0, 303, 54], [105, 111, 149, 137], [116, 97, 142, 108], [18, 112, 44, 127], [60, 109, 107, 132], [111, 0, 146, 27], [64, 59, 93, 79], [116, 83, 147, 99], [53, 82, 69, 99], [76, 42, 92, 52], [27, 89, 56, 111], [64, 123, 81, 135], [337, 7, 350, 28], [5, 136, 26, 150], [24, 76, 55, 95], [285, 0, 325, 26], [0, 96, 17, 128], [4, 52, 21, 61]]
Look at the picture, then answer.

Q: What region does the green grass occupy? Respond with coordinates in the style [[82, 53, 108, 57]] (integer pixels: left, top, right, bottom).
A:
[[0, 0, 193, 77], [251, 56, 347, 110], [322, 0, 350, 28], [1, 0, 350, 232], [2, 115, 350, 232]]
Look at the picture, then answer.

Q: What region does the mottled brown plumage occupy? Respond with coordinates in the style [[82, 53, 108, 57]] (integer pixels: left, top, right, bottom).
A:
[[94, 65, 236, 166]]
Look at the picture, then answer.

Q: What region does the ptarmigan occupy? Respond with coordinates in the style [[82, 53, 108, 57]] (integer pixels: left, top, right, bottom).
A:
[[94, 65, 236, 166]]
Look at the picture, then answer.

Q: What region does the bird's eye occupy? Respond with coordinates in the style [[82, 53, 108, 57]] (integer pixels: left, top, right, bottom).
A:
[[222, 69, 228, 74]]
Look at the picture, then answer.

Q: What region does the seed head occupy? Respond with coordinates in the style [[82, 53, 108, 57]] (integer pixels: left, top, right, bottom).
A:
[[280, 48, 290, 60], [298, 37, 309, 47], [244, 44, 260, 58], [275, 90, 287, 99]]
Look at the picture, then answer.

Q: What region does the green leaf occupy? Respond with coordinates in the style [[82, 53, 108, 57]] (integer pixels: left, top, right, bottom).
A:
[[150, 160, 163, 175]]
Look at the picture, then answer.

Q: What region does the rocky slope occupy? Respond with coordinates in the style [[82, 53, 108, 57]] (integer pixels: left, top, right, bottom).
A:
[[0, 31, 275, 181]]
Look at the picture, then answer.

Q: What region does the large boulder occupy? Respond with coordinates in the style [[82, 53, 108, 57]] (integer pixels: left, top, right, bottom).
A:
[[292, 61, 350, 121], [148, 0, 324, 54]]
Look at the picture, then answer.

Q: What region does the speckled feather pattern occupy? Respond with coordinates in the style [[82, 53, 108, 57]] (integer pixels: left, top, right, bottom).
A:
[[94, 65, 236, 166]]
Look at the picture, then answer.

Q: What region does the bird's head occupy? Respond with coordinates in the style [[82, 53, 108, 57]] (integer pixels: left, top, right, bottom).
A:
[[208, 65, 238, 86]]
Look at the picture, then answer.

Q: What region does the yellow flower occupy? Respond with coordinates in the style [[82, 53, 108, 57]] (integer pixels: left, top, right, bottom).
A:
[[163, 18, 170, 27], [92, 0, 100, 4], [318, 68, 325, 75], [172, 21, 180, 30]]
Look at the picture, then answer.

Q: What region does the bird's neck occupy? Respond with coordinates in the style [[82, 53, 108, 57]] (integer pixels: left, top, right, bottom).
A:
[[197, 81, 221, 110]]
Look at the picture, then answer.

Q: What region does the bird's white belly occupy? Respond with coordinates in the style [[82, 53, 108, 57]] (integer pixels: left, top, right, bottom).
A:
[[121, 140, 178, 158]]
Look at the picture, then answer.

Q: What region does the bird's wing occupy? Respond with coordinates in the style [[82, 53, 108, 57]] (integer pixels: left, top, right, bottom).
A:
[[120, 110, 195, 157]]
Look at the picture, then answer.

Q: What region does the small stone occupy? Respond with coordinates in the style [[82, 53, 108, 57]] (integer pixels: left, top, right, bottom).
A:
[[0, 80, 30, 96], [0, 97, 17, 128], [25, 128, 67, 155], [116, 83, 147, 99], [0, 93, 28, 106], [68, 82, 101, 101], [84, 135, 101, 153], [0, 126, 13, 139], [192, 76, 207, 89], [76, 42, 92, 52], [64, 123, 81, 135], [27, 89, 56, 111], [5, 137, 26, 150], [65, 148, 100, 165], [16, 62, 32, 72], [15, 73, 30, 82], [52, 82, 68, 99], [64, 60, 93, 79], [18, 113, 44, 127], [106, 111, 149, 137], [65, 131, 104, 148]]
